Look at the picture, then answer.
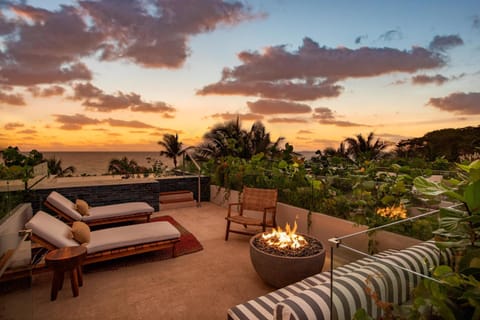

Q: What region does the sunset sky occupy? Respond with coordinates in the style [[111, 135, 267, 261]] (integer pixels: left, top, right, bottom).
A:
[[1, 0, 479, 152]]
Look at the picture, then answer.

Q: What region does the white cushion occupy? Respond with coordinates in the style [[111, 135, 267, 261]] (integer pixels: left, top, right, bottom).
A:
[[86, 222, 180, 254], [25, 211, 78, 248], [47, 191, 82, 221], [82, 202, 154, 222]]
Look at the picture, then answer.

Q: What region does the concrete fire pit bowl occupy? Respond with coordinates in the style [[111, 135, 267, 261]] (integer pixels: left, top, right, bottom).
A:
[[249, 233, 326, 288]]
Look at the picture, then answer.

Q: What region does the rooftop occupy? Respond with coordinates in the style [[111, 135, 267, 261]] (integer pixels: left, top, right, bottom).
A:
[[0, 202, 334, 320]]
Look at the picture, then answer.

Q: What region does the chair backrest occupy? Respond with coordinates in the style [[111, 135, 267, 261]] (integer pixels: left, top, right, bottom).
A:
[[242, 187, 278, 211]]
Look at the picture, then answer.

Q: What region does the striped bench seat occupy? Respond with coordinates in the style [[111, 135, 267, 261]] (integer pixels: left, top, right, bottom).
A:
[[228, 242, 453, 320], [227, 249, 398, 320]]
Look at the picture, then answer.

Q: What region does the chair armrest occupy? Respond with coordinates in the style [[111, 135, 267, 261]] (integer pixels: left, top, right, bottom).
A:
[[262, 206, 277, 224], [227, 202, 243, 217]]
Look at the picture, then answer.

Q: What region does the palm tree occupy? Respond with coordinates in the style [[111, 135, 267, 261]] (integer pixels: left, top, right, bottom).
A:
[[108, 157, 139, 177], [344, 132, 388, 163], [197, 118, 248, 160], [158, 133, 192, 168], [47, 157, 76, 177]]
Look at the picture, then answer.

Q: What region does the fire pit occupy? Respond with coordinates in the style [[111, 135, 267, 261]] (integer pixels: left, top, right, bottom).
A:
[[250, 222, 325, 288]]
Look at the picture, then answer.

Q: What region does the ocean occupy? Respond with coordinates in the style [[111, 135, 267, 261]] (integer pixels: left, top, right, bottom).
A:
[[41, 152, 173, 176], [2, 150, 316, 176]]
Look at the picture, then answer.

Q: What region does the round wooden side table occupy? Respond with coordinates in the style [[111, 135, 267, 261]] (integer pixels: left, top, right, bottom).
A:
[[45, 246, 87, 301]]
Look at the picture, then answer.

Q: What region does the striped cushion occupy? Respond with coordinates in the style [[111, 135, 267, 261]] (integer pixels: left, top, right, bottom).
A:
[[273, 241, 452, 320], [227, 250, 397, 320]]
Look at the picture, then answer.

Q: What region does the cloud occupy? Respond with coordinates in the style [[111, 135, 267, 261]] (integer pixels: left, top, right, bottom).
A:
[[429, 35, 464, 52], [210, 112, 264, 121], [52, 113, 161, 130], [297, 130, 313, 134], [199, 37, 445, 101], [28, 85, 65, 97], [427, 92, 480, 115], [313, 107, 368, 127], [198, 78, 342, 101], [247, 99, 311, 114], [268, 118, 308, 123], [53, 113, 101, 130], [80, 0, 259, 68], [473, 15, 480, 29], [412, 74, 449, 85], [377, 133, 411, 143], [0, 0, 257, 86], [104, 118, 156, 129], [0, 90, 26, 105], [379, 29, 402, 41], [355, 34, 368, 44], [4, 122, 24, 130], [71, 82, 175, 114], [17, 129, 37, 134]]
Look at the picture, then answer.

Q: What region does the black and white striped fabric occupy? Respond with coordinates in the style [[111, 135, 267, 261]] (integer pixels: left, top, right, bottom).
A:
[[273, 241, 453, 320], [227, 250, 398, 320], [228, 242, 453, 320]]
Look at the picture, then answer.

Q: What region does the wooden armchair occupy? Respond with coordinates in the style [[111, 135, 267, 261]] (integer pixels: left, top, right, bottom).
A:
[[225, 187, 278, 240]]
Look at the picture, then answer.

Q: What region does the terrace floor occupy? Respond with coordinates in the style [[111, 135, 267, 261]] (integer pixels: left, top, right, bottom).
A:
[[0, 202, 332, 320]]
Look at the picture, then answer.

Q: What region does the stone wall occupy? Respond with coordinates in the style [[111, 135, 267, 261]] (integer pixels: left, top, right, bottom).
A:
[[27, 176, 210, 213]]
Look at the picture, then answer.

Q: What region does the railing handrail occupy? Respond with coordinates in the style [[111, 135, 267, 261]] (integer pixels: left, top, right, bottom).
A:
[[184, 150, 202, 207]]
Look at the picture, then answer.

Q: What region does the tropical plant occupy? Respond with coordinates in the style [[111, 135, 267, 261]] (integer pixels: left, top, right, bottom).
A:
[[47, 157, 76, 177], [344, 132, 388, 163], [408, 160, 480, 319], [107, 157, 139, 177], [158, 133, 192, 168]]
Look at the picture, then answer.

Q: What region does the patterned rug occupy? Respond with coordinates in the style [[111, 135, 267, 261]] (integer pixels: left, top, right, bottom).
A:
[[83, 215, 203, 273]]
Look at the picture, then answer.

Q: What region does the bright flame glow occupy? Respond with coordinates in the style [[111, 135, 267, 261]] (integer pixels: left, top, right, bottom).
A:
[[262, 221, 308, 250]]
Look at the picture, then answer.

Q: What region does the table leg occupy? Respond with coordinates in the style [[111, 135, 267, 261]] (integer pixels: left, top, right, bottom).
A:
[[77, 266, 83, 287], [50, 271, 63, 301], [70, 269, 79, 297]]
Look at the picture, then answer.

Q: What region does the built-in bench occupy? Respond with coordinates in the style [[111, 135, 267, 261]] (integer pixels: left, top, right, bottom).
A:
[[228, 241, 453, 320]]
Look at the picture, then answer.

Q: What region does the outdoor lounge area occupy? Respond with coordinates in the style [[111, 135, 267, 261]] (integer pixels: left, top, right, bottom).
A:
[[0, 198, 454, 320], [0, 202, 280, 319]]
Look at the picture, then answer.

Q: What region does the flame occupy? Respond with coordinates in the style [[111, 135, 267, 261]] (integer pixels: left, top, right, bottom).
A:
[[261, 221, 308, 250]]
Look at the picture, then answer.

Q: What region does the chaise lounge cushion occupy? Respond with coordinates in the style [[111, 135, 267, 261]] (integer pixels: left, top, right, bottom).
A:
[[46, 191, 154, 222], [25, 210, 79, 248], [26, 211, 181, 254], [47, 191, 82, 221]]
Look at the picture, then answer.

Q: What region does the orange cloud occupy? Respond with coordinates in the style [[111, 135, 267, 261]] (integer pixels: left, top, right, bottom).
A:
[[268, 118, 308, 123], [210, 112, 264, 121], [71, 82, 175, 114], [0, 90, 26, 105], [4, 122, 24, 130], [247, 99, 311, 114], [313, 107, 368, 127], [297, 130, 313, 134], [427, 92, 480, 115], [28, 85, 65, 97]]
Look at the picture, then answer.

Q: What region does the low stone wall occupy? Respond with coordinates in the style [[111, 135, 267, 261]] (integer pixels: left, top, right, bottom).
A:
[[26, 176, 210, 213]]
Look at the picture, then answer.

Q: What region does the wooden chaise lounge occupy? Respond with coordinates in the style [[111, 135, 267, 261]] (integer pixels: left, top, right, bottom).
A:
[[26, 211, 181, 265], [44, 191, 154, 227]]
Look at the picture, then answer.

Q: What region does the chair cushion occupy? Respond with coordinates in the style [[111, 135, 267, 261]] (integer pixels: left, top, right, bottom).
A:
[[47, 191, 82, 220], [75, 199, 90, 216], [72, 221, 91, 244], [25, 211, 78, 248]]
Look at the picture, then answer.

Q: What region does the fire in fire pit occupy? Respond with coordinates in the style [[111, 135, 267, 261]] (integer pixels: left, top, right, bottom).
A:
[[253, 222, 324, 257]]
